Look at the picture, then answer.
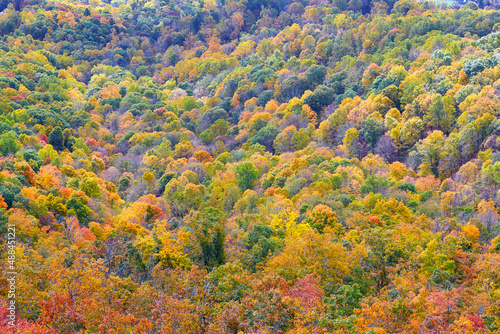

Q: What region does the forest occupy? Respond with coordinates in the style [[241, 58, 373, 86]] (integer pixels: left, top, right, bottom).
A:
[[1, 0, 500, 332]]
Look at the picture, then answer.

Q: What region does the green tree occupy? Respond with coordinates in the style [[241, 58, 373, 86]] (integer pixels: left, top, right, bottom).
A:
[[38, 144, 59, 162], [424, 95, 455, 133], [303, 85, 335, 114], [0, 131, 21, 156], [67, 196, 92, 224], [48, 126, 64, 151], [62, 128, 74, 151], [279, 76, 310, 102], [482, 161, 500, 186], [0, 208, 7, 236], [235, 162, 259, 192], [81, 176, 102, 198], [416, 130, 445, 176], [182, 96, 199, 111], [360, 117, 384, 152], [242, 224, 279, 272], [398, 117, 425, 150], [256, 90, 274, 107], [192, 207, 226, 268], [291, 128, 310, 150], [21, 149, 43, 172], [306, 65, 327, 87], [252, 126, 278, 152], [0, 180, 22, 208]]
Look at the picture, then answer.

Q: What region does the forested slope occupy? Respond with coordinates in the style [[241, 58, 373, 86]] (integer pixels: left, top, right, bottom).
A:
[[1, 0, 500, 333]]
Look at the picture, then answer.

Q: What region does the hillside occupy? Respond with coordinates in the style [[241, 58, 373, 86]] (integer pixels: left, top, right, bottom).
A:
[[1, 0, 500, 333]]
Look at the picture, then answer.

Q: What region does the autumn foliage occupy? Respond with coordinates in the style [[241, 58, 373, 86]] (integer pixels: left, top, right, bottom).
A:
[[0, 0, 500, 333]]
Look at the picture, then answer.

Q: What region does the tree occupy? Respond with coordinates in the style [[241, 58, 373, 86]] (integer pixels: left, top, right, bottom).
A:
[[266, 230, 349, 284], [375, 136, 396, 162], [482, 161, 500, 186], [306, 204, 342, 234], [274, 126, 296, 154], [291, 128, 310, 150], [0, 181, 23, 208], [463, 59, 489, 77], [67, 196, 92, 223], [252, 126, 278, 152], [279, 76, 310, 102], [303, 85, 335, 114], [81, 176, 101, 198], [235, 162, 259, 192], [306, 65, 327, 87], [424, 95, 455, 133], [48, 126, 64, 151], [360, 117, 384, 152], [182, 96, 199, 111], [21, 149, 43, 171], [0, 131, 21, 156], [191, 207, 226, 268], [256, 90, 274, 107], [142, 171, 155, 191], [38, 144, 59, 162], [394, 117, 424, 151], [417, 130, 446, 177], [323, 283, 362, 329]]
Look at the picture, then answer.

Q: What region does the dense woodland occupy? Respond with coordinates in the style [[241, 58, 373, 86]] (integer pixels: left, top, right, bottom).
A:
[[2, 0, 500, 332]]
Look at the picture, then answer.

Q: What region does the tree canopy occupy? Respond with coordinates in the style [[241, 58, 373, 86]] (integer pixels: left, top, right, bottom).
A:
[[1, 0, 500, 332]]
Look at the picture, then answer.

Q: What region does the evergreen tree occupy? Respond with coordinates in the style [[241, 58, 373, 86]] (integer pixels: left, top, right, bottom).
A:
[[48, 126, 64, 151]]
